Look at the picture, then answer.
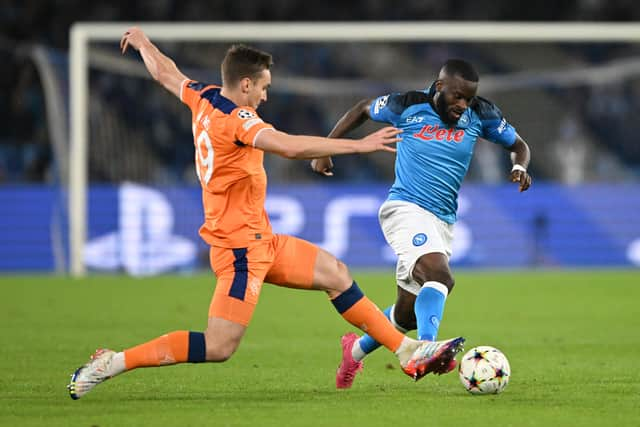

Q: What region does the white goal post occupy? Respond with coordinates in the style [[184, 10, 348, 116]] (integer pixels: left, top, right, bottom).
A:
[[69, 21, 640, 277]]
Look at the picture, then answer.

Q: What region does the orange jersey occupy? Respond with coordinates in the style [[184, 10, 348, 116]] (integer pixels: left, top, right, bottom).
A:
[[181, 80, 275, 248]]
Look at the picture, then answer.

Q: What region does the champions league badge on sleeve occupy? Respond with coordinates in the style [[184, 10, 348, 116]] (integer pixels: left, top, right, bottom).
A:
[[374, 95, 389, 114]]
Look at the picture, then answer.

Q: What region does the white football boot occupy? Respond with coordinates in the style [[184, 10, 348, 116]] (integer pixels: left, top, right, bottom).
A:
[[68, 348, 116, 399]]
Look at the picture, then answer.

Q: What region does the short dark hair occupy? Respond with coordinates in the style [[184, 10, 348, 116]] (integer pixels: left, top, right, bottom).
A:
[[221, 44, 273, 86], [441, 59, 479, 82]]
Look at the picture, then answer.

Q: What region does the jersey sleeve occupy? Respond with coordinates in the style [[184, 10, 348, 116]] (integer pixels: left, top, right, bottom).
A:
[[180, 80, 216, 111], [368, 91, 430, 126], [473, 96, 517, 147], [230, 107, 275, 147], [368, 94, 402, 125]]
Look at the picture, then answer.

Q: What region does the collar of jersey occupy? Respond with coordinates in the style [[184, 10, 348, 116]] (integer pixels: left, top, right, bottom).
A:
[[201, 87, 237, 114], [425, 81, 436, 97]]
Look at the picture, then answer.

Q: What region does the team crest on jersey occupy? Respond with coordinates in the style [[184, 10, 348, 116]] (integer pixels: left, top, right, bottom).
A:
[[412, 233, 428, 246], [374, 95, 389, 114], [237, 109, 256, 119]]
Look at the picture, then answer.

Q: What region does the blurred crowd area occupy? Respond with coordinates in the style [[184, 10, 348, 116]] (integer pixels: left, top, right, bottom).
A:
[[2, 0, 640, 185]]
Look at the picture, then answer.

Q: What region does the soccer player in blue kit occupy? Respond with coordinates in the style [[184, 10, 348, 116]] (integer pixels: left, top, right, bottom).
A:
[[311, 59, 532, 388]]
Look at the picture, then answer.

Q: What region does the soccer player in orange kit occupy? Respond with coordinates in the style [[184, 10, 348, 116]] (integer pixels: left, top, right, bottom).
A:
[[67, 27, 464, 399]]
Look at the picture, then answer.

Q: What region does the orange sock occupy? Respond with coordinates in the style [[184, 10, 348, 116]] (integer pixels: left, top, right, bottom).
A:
[[341, 297, 404, 352], [332, 282, 404, 352], [124, 331, 192, 370]]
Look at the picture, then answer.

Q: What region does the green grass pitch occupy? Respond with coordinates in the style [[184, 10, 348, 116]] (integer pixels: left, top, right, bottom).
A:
[[1, 270, 639, 426]]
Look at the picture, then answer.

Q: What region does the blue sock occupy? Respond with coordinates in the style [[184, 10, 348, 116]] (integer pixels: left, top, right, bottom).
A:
[[358, 305, 409, 354], [357, 306, 391, 354], [415, 282, 448, 341]]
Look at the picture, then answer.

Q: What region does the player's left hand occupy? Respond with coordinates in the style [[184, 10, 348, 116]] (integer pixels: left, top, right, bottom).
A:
[[510, 168, 532, 192], [120, 27, 150, 54], [359, 126, 401, 154]]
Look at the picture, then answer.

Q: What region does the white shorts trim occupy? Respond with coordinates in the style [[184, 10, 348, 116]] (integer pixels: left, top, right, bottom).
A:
[[378, 200, 454, 295]]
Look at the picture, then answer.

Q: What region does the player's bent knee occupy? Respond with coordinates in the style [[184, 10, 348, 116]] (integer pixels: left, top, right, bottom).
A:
[[413, 254, 455, 293], [313, 250, 353, 295], [205, 346, 236, 362], [325, 256, 350, 284], [204, 337, 240, 362], [333, 260, 352, 289], [204, 318, 245, 362]]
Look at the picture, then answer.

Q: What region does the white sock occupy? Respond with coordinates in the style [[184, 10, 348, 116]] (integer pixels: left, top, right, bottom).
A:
[[394, 337, 419, 368], [108, 352, 127, 377], [351, 339, 367, 362]]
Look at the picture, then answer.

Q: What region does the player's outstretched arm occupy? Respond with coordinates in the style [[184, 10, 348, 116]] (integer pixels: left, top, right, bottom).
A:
[[255, 126, 400, 159], [506, 134, 532, 192], [311, 98, 374, 176], [120, 27, 189, 99]]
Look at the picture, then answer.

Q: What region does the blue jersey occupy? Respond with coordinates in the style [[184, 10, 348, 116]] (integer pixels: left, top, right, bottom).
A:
[[369, 87, 517, 224]]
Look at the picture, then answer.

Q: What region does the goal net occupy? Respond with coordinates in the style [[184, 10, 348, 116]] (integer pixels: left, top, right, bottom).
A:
[[67, 22, 640, 276]]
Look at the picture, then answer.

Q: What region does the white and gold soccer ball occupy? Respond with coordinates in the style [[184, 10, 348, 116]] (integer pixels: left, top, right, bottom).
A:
[[458, 346, 511, 395]]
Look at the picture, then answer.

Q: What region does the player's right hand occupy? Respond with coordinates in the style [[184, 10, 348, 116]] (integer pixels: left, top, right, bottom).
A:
[[120, 27, 150, 54], [310, 157, 334, 176], [359, 126, 402, 154], [510, 169, 532, 192]]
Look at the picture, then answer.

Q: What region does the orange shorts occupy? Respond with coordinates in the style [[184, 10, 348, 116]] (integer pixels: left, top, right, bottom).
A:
[[208, 234, 318, 326]]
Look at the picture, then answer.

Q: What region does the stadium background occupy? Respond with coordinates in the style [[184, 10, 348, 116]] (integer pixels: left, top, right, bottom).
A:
[[2, 3, 640, 427], [1, 1, 640, 274]]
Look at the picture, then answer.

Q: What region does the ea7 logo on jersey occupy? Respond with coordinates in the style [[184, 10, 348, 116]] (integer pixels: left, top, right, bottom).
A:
[[238, 109, 256, 120], [374, 95, 389, 114], [406, 116, 424, 124]]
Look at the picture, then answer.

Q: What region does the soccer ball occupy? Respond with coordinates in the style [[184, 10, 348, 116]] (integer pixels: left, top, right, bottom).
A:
[[458, 346, 511, 395]]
